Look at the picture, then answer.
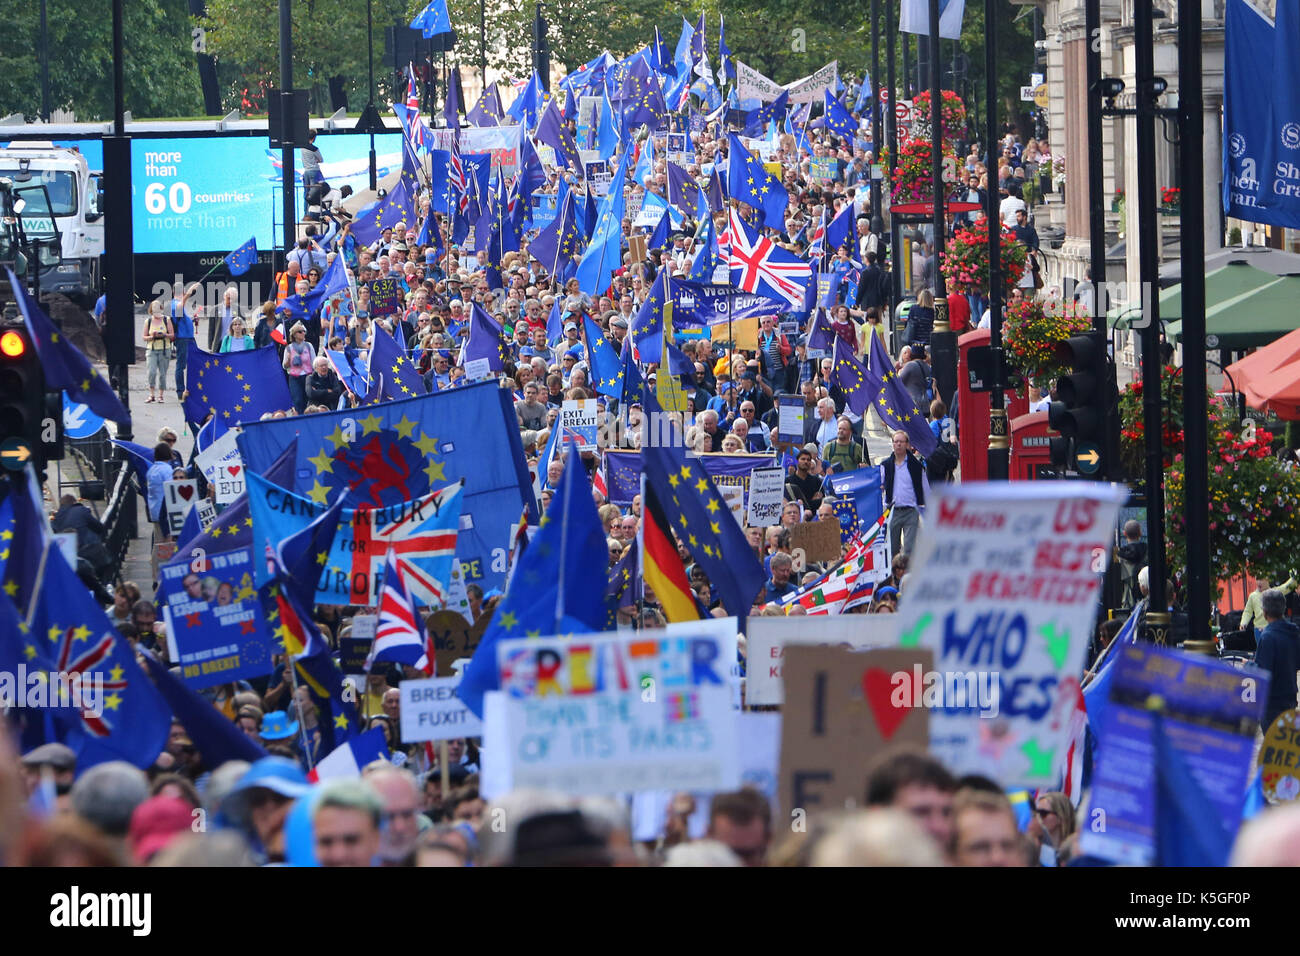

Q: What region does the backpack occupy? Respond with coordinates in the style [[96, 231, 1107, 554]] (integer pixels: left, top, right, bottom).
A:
[[926, 440, 958, 481]]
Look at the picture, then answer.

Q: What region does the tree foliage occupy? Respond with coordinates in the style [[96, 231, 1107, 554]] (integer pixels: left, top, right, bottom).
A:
[[0, 0, 203, 121]]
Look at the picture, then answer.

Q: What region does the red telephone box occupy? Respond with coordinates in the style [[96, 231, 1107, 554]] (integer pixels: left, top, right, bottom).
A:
[[1010, 411, 1057, 479], [957, 329, 1028, 482]]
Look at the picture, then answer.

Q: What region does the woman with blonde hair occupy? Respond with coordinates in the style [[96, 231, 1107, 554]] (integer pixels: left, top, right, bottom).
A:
[[282, 322, 316, 413], [142, 301, 174, 403], [219, 316, 255, 353]]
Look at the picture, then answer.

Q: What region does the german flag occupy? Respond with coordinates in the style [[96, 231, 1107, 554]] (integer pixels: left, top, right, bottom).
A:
[[641, 481, 702, 623]]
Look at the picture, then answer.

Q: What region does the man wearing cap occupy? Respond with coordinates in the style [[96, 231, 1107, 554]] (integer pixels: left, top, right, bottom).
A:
[[609, 316, 629, 350], [260, 710, 301, 760], [552, 320, 582, 366], [224, 756, 312, 864], [20, 742, 77, 799]]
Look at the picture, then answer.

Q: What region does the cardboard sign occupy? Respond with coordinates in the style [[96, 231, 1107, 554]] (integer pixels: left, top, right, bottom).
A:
[[428, 609, 485, 677], [1081, 644, 1267, 865], [745, 467, 786, 527], [711, 314, 758, 351], [628, 232, 648, 265], [559, 398, 599, 451], [368, 278, 403, 317], [789, 518, 842, 564], [746, 615, 898, 706], [163, 479, 199, 532], [400, 676, 484, 742], [656, 373, 688, 413], [1262, 709, 1300, 804], [893, 484, 1127, 788], [778, 646, 931, 818], [777, 396, 806, 444], [483, 626, 739, 797]]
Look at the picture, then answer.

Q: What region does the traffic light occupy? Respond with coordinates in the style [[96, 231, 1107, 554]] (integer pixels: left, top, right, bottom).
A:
[[1047, 330, 1118, 479], [0, 323, 46, 471]]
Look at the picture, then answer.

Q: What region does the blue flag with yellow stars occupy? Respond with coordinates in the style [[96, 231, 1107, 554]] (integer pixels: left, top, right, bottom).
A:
[[28, 543, 172, 771], [0, 471, 47, 621], [464, 302, 511, 371], [726, 132, 787, 230], [615, 55, 667, 132], [620, 348, 646, 408], [829, 336, 880, 420], [639, 385, 766, 620], [351, 136, 420, 245], [506, 71, 547, 131], [223, 236, 258, 276], [582, 315, 624, 399], [574, 144, 631, 297], [237, 383, 536, 595], [293, 640, 362, 754], [467, 82, 505, 127], [368, 323, 427, 400], [530, 187, 582, 276], [274, 290, 309, 326], [536, 97, 581, 173], [456, 449, 608, 719], [7, 268, 130, 426], [630, 269, 670, 364], [596, 91, 621, 161], [653, 25, 677, 77], [647, 200, 672, 250], [687, 215, 719, 282], [604, 538, 640, 628], [866, 324, 938, 457], [822, 89, 858, 138], [182, 344, 294, 428]]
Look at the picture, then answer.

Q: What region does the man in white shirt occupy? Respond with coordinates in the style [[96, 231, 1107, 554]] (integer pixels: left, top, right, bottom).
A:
[[998, 186, 1026, 227], [881, 430, 930, 557]]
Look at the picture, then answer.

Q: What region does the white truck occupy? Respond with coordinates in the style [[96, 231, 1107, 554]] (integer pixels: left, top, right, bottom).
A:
[[0, 142, 104, 303]]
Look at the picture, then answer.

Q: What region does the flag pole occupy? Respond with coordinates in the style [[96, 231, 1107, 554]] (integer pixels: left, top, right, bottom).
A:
[[285, 655, 314, 772]]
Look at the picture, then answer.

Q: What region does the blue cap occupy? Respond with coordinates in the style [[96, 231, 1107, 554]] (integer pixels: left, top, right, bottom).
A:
[[565, 345, 583, 359], [231, 757, 310, 800]]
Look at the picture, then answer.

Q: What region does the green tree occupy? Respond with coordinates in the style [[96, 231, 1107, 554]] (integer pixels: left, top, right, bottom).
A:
[[0, 0, 202, 121]]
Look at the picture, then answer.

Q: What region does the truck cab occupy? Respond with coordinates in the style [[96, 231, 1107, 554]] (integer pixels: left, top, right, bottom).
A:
[[0, 142, 104, 303]]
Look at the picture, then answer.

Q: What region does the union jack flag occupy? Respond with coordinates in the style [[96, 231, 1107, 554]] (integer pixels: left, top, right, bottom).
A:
[[345, 480, 464, 607], [449, 137, 470, 217], [365, 548, 433, 674], [726, 207, 811, 309], [406, 64, 421, 111], [49, 627, 129, 738], [807, 207, 828, 259]]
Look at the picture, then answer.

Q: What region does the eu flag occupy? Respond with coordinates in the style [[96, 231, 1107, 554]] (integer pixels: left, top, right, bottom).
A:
[[466, 82, 505, 127], [368, 323, 427, 400], [182, 344, 293, 428], [630, 270, 670, 364], [639, 386, 766, 619], [719, 15, 734, 82], [665, 161, 698, 215], [141, 652, 268, 766], [303, 254, 351, 317], [620, 348, 646, 408], [223, 237, 258, 276], [7, 268, 129, 426], [687, 216, 719, 282], [506, 71, 547, 130], [464, 302, 511, 371], [866, 330, 938, 457], [535, 97, 581, 173], [410, 0, 453, 38], [574, 145, 631, 297], [28, 544, 172, 770], [822, 90, 858, 138], [605, 538, 639, 628], [456, 450, 608, 718], [647, 201, 672, 250], [0, 472, 49, 615], [615, 56, 667, 132], [236, 384, 535, 594], [583, 315, 624, 399], [272, 488, 347, 637], [530, 187, 583, 276], [653, 26, 677, 78], [825, 202, 856, 254], [595, 91, 621, 161], [829, 337, 879, 419], [351, 137, 420, 245], [726, 133, 787, 230]]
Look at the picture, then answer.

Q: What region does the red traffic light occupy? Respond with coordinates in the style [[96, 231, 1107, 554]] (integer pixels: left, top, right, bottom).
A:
[[0, 331, 25, 359]]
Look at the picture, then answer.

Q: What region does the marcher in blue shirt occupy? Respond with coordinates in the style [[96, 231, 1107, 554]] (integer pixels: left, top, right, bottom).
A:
[[763, 552, 799, 605], [145, 442, 176, 536], [170, 281, 200, 399]]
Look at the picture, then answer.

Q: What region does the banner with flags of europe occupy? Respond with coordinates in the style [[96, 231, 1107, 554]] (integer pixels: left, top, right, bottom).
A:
[[236, 383, 535, 595]]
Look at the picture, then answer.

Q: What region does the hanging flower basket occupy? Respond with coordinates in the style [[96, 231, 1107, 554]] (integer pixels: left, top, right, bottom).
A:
[[881, 139, 959, 205], [910, 89, 967, 145], [1002, 299, 1093, 384], [938, 216, 1029, 296]]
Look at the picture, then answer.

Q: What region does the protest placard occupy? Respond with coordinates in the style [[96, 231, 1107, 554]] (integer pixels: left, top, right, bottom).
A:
[[809, 157, 838, 185], [400, 676, 484, 742], [779, 646, 931, 817], [628, 232, 648, 265], [789, 518, 842, 563], [195, 497, 217, 531], [212, 459, 245, 506], [656, 371, 687, 413], [339, 637, 372, 675], [777, 395, 806, 445], [666, 132, 691, 165], [483, 626, 740, 797], [746, 615, 899, 706], [893, 484, 1127, 788], [428, 608, 483, 677], [712, 315, 758, 351], [159, 547, 276, 689], [1081, 644, 1267, 865], [368, 278, 403, 317], [559, 398, 599, 451], [194, 427, 241, 483], [464, 358, 492, 382], [163, 479, 198, 532], [584, 159, 612, 196], [745, 467, 786, 527], [1262, 709, 1300, 804]]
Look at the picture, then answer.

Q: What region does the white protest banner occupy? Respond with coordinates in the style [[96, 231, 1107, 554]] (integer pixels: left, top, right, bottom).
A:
[[163, 479, 199, 531], [746, 615, 898, 706], [735, 59, 839, 104], [783, 61, 839, 104], [892, 483, 1127, 788], [194, 427, 241, 483], [736, 60, 786, 102], [461, 125, 523, 179], [633, 203, 666, 229], [745, 467, 786, 527], [559, 398, 598, 451], [400, 677, 484, 742], [484, 626, 739, 796], [777, 395, 805, 444], [464, 357, 492, 382]]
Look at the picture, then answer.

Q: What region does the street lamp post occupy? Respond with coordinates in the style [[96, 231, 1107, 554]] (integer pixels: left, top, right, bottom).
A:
[[928, 0, 955, 410], [870, 0, 882, 229], [984, 0, 1007, 478], [886, 0, 902, 310]]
